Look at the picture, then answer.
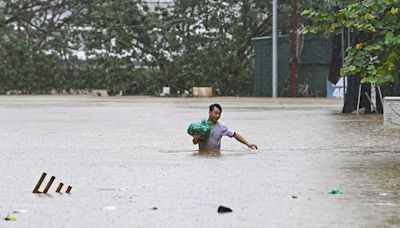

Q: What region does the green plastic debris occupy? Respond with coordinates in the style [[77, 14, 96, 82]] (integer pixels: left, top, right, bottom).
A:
[[328, 189, 343, 195], [5, 214, 15, 221], [187, 119, 211, 141]]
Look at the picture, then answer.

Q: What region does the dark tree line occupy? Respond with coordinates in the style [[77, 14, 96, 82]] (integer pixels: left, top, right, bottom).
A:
[[1, 0, 298, 96]]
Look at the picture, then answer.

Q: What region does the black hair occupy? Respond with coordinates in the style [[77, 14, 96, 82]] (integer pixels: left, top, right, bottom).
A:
[[209, 103, 222, 112]]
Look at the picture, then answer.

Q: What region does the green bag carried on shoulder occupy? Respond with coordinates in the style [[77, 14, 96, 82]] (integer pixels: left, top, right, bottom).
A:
[[187, 119, 211, 141]]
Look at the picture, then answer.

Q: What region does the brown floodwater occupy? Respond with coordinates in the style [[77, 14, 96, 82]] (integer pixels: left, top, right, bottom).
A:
[[0, 96, 399, 227]]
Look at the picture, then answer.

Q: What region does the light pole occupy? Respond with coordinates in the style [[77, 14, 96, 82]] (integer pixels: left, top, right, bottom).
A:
[[272, 0, 278, 98]]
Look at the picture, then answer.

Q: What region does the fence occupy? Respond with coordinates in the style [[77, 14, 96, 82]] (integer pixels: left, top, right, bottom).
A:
[[252, 34, 332, 97]]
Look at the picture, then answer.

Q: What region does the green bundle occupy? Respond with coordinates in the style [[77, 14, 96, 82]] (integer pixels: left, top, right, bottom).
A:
[[187, 119, 211, 141]]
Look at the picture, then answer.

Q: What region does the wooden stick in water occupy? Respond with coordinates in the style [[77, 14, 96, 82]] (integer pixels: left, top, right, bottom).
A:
[[43, 176, 56, 194], [33, 173, 47, 193], [56, 183, 64, 193]]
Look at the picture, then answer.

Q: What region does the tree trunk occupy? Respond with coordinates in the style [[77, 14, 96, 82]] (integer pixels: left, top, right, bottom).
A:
[[362, 83, 372, 113], [328, 35, 342, 84], [289, 0, 299, 97], [375, 85, 384, 114], [342, 75, 360, 113]]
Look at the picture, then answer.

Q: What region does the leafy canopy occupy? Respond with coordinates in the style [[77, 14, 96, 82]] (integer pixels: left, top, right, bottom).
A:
[[301, 0, 400, 84]]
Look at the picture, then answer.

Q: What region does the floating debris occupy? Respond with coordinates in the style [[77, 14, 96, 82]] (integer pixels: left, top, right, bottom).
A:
[[217, 205, 232, 213], [328, 189, 343, 195], [12, 210, 29, 214], [5, 214, 15, 221], [379, 193, 390, 197]]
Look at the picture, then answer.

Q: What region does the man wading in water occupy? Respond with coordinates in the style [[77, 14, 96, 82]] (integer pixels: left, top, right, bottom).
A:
[[191, 103, 258, 155]]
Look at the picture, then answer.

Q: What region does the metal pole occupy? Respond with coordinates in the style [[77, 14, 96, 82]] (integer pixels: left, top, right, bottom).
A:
[[272, 0, 278, 98], [357, 84, 361, 115], [341, 28, 345, 100], [345, 28, 350, 96]]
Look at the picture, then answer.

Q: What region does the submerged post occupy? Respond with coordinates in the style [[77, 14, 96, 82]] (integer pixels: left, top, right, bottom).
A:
[[33, 173, 47, 193], [43, 176, 56, 194], [56, 183, 64, 193]]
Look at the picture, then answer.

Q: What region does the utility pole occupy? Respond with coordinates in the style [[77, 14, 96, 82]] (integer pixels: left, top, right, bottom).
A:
[[272, 0, 278, 98]]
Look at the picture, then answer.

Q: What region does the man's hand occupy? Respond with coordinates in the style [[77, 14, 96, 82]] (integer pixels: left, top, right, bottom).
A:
[[233, 132, 258, 150], [192, 132, 201, 145], [247, 143, 258, 150]]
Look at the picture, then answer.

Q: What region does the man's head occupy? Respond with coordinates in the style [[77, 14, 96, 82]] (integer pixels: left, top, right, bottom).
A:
[[208, 103, 222, 123]]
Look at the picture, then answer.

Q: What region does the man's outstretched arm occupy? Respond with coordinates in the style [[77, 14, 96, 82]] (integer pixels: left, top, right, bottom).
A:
[[233, 132, 258, 149]]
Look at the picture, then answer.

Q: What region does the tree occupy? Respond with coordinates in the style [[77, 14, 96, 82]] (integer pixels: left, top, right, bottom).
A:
[[1, 0, 297, 96], [301, 0, 400, 113], [0, 0, 91, 93], [301, 0, 400, 85], [77, 0, 161, 94], [147, 0, 293, 96], [0, 0, 159, 95]]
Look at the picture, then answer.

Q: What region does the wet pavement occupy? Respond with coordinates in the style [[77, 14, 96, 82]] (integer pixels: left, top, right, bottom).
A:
[[0, 96, 399, 227]]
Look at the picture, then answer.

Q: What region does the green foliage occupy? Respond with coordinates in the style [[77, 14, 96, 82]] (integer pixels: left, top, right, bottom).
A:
[[147, 0, 277, 96], [0, 0, 292, 95], [0, 0, 157, 95], [301, 0, 400, 84]]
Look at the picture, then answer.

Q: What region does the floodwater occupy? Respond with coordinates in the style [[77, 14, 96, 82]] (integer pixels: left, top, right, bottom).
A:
[[0, 96, 399, 227]]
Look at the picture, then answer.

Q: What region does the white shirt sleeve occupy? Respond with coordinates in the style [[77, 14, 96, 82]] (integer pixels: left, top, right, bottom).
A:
[[220, 122, 235, 138]]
